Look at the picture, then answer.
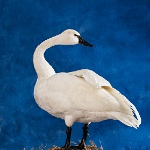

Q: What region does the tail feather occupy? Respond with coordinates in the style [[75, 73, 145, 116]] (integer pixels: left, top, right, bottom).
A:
[[109, 112, 139, 129], [102, 86, 141, 128]]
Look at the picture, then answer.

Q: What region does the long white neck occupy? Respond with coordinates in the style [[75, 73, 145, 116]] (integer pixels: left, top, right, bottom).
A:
[[33, 34, 60, 79]]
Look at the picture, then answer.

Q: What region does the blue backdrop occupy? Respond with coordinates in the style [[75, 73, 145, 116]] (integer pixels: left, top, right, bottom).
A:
[[0, 0, 150, 149]]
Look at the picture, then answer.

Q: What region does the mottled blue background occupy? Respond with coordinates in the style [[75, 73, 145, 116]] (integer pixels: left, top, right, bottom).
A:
[[0, 0, 150, 150]]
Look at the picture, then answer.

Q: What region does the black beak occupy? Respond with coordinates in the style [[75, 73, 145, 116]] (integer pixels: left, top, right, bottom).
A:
[[75, 35, 93, 47]]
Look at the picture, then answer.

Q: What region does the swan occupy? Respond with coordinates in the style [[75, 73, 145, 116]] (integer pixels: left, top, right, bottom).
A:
[[33, 29, 141, 149]]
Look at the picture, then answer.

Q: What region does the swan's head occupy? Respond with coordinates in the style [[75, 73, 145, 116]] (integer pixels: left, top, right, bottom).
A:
[[60, 29, 93, 47]]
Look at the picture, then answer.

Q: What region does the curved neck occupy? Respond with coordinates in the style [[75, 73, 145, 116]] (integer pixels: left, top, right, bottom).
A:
[[33, 34, 60, 79]]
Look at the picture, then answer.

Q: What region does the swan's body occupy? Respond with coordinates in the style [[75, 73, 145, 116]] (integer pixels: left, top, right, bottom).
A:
[[33, 29, 141, 148]]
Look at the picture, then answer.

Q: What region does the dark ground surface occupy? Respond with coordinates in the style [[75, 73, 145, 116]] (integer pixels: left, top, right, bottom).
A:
[[48, 141, 103, 150]]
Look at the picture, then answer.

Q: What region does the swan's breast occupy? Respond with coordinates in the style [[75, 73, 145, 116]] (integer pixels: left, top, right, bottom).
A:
[[34, 76, 72, 119]]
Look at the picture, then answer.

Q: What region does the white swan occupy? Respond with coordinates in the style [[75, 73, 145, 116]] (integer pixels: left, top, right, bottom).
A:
[[33, 29, 141, 148]]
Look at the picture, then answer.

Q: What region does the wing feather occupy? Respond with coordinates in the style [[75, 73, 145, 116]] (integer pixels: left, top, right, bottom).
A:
[[69, 70, 141, 128], [69, 69, 111, 88]]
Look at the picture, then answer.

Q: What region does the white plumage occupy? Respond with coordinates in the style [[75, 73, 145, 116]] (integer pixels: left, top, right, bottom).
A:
[[33, 29, 141, 148]]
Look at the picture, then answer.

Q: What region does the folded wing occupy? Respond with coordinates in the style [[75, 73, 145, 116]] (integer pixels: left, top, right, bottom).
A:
[[69, 69, 141, 128]]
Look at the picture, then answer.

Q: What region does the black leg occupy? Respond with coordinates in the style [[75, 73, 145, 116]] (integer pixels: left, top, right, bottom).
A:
[[79, 124, 89, 149], [64, 126, 72, 149]]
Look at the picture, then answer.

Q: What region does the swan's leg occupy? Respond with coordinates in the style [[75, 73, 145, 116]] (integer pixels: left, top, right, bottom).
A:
[[79, 124, 89, 148], [63, 126, 72, 148]]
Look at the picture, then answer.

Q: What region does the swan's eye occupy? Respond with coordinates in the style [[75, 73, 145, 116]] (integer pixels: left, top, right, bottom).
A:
[[74, 34, 80, 38]]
